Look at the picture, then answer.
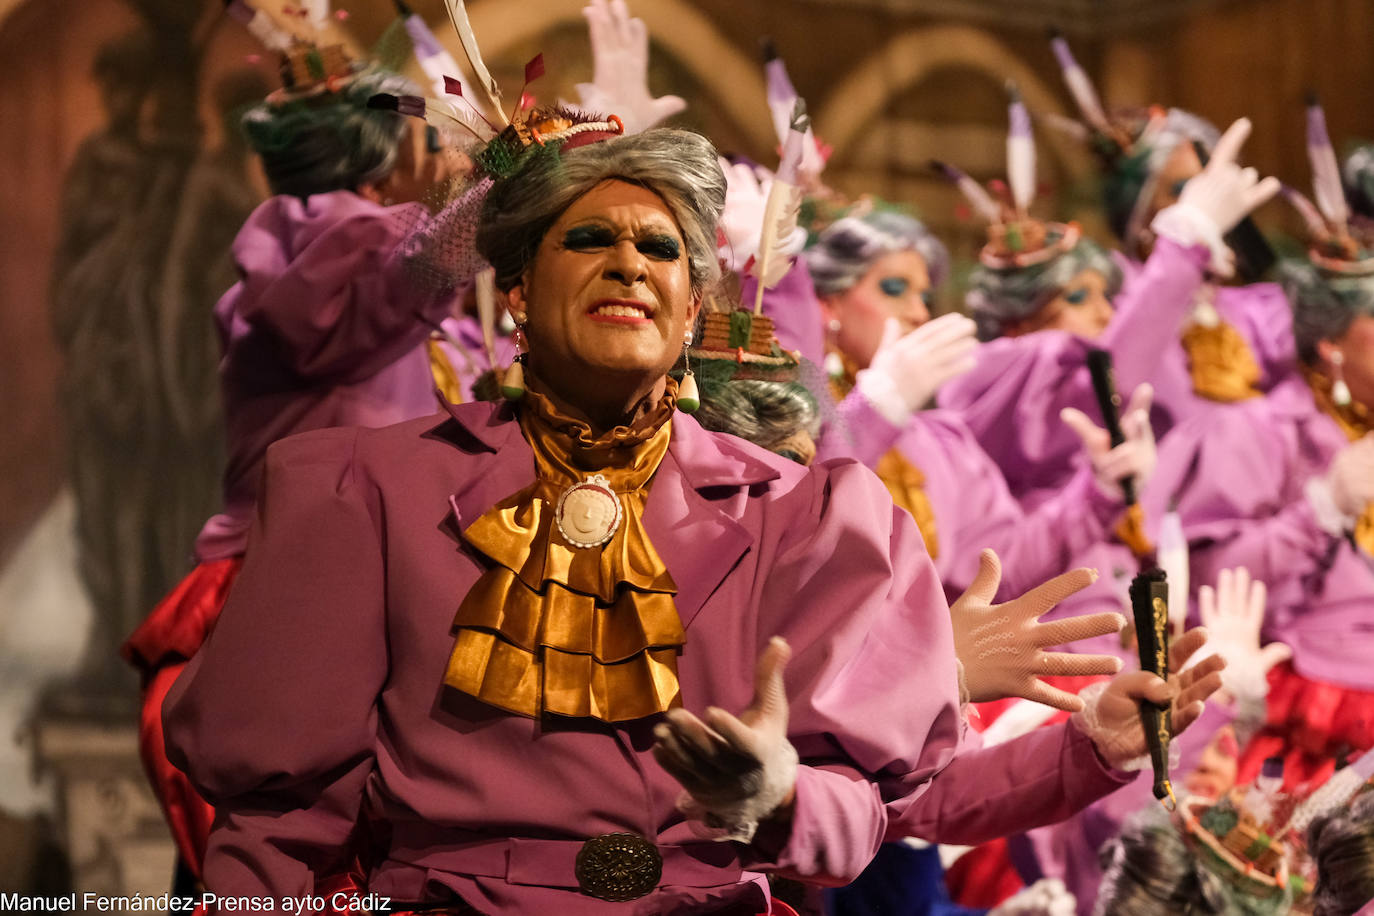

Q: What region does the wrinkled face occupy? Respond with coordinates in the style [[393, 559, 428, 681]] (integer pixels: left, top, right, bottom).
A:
[[1327, 313, 1374, 412], [1006, 268, 1114, 340], [510, 179, 698, 386], [824, 249, 932, 369]]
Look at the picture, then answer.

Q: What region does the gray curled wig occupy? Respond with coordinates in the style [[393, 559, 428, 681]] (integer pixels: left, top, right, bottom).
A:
[[966, 238, 1122, 341], [475, 129, 726, 296], [242, 67, 419, 199], [1308, 791, 1374, 916], [692, 377, 820, 464], [805, 211, 950, 299], [1278, 258, 1374, 365]]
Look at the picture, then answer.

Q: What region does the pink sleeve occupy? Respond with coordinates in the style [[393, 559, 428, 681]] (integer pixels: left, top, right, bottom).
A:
[[741, 460, 965, 884], [1099, 239, 1209, 396], [164, 427, 387, 896], [235, 201, 457, 383], [813, 390, 904, 467], [887, 719, 1135, 845]]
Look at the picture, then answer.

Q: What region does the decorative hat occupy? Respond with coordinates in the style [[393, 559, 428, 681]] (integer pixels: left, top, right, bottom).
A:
[[225, 0, 364, 104], [933, 85, 1082, 270], [1281, 96, 1374, 277]]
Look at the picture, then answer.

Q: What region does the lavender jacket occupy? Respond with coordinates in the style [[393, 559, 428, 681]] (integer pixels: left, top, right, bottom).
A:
[[817, 394, 1122, 604], [164, 401, 1131, 914], [194, 191, 460, 561], [1144, 375, 1374, 691], [938, 239, 1293, 508]]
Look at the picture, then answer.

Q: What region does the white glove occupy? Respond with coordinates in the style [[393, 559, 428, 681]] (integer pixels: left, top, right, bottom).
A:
[[1070, 627, 1225, 769], [573, 0, 686, 135], [855, 314, 978, 423], [1150, 118, 1281, 278], [952, 549, 1124, 711], [716, 159, 806, 272], [989, 878, 1077, 916], [652, 637, 797, 843], [1326, 433, 1374, 519], [1060, 383, 1157, 502], [1195, 567, 1291, 696]]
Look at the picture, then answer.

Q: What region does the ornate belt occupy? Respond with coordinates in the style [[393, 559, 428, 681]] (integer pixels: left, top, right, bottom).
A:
[[574, 833, 662, 901]]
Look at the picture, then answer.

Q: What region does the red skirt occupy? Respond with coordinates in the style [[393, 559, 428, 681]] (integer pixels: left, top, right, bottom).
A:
[[1238, 660, 1374, 794], [121, 557, 243, 880]]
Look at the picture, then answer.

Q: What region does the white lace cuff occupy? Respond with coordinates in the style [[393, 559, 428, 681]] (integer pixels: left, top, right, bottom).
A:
[[1151, 203, 1232, 278], [855, 366, 914, 426]]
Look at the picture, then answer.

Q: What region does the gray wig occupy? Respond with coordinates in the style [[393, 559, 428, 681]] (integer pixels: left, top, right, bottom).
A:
[[693, 377, 820, 464], [966, 238, 1122, 341], [1278, 258, 1374, 365], [475, 129, 726, 296], [242, 67, 419, 200], [805, 211, 950, 298], [1308, 791, 1374, 916]]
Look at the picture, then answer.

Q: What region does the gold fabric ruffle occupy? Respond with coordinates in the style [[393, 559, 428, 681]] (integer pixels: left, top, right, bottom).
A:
[[445, 382, 685, 721], [427, 334, 465, 405], [1304, 367, 1374, 558], [875, 448, 940, 560], [1181, 320, 1262, 403]]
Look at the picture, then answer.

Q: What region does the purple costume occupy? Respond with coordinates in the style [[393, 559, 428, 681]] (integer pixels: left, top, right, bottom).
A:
[[164, 401, 1132, 914], [938, 239, 1294, 508], [1144, 375, 1374, 693], [195, 191, 461, 561]]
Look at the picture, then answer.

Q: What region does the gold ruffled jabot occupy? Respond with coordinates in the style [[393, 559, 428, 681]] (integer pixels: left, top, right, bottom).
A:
[[1180, 319, 1262, 403], [445, 381, 685, 721], [1304, 366, 1374, 557]]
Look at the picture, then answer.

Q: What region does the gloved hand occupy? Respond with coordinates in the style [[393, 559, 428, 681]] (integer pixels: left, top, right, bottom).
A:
[[652, 637, 798, 843], [1327, 432, 1374, 519], [989, 878, 1077, 916], [1070, 627, 1226, 769], [1150, 117, 1281, 277], [574, 0, 686, 135], [1196, 566, 1291, 701], [952, 549, 1125, 711], [716, 158, 806, 272], [855, 314, 978, 423], [1060, 383, 1157, 502]]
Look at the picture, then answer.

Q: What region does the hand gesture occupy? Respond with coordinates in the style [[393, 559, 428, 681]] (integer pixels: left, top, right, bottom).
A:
[[856, 314, 979, 417], [1073, 627, 1226, 769], [1061, 383, 1156, 502], [1197, 567, 1290, 700], [952, 549, 1125, 710], [574, 0, 686, 135], [652, 637, 798, 842]]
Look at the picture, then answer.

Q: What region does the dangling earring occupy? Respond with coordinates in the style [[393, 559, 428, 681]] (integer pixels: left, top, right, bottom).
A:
[[1331, 350, 1352, 407], [678, 328, 699, 413], [502, 323, 527, 401]]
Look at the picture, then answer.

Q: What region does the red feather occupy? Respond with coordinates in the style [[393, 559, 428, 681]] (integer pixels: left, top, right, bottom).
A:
[[524, 53, 545, 84], [444, 75, 464, 97]]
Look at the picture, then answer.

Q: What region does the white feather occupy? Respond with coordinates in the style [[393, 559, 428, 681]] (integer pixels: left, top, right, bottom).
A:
[[1156, 510, 1189, 635], [750, 177, 801, 315], [441, 0, 508, 128], [303, 0, 329, 28]]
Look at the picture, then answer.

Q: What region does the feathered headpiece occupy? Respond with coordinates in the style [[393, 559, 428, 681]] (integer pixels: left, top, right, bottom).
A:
[[225, 0, 362, 103], [1281, 95, 1374, 277], [933, 85, 1082, 270]]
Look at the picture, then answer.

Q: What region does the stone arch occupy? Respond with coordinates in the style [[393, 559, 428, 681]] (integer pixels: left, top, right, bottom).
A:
[[814, 24, 1091, 178]]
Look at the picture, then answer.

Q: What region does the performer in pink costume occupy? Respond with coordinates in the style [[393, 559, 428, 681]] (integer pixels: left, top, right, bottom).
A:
[[938, 38, 1284, 509], [120, 28, 465, 878], [164, 108, 1225, 913], [1144, 143, 1374, 794]]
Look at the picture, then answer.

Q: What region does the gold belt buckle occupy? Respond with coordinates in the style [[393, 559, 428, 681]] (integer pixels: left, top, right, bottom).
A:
[[574, 833, 662, 902]]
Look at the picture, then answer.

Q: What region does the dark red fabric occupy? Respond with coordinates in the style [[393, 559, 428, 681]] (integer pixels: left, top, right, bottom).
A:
[[123, 557, 243, 674], [124, 558, 243, 879], [1238, 660, 1374, 794], [944, 837, 1023, 908]]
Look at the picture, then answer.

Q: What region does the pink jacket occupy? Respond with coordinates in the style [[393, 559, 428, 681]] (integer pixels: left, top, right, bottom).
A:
[[165, 401, 1132, 914]]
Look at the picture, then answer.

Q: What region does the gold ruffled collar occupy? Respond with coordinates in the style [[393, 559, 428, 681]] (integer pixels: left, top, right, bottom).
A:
[[443, 381, 686, 721]]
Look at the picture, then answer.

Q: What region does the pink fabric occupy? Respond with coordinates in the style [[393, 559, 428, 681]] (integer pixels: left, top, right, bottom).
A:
[[1144, 375, 1374, 691], [194, 191, 461, 561], [817, 393, 1121, 603], [938, 239, 1294, 508], [742, 259, 826, 366], [165, 403, 1132, 913]]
